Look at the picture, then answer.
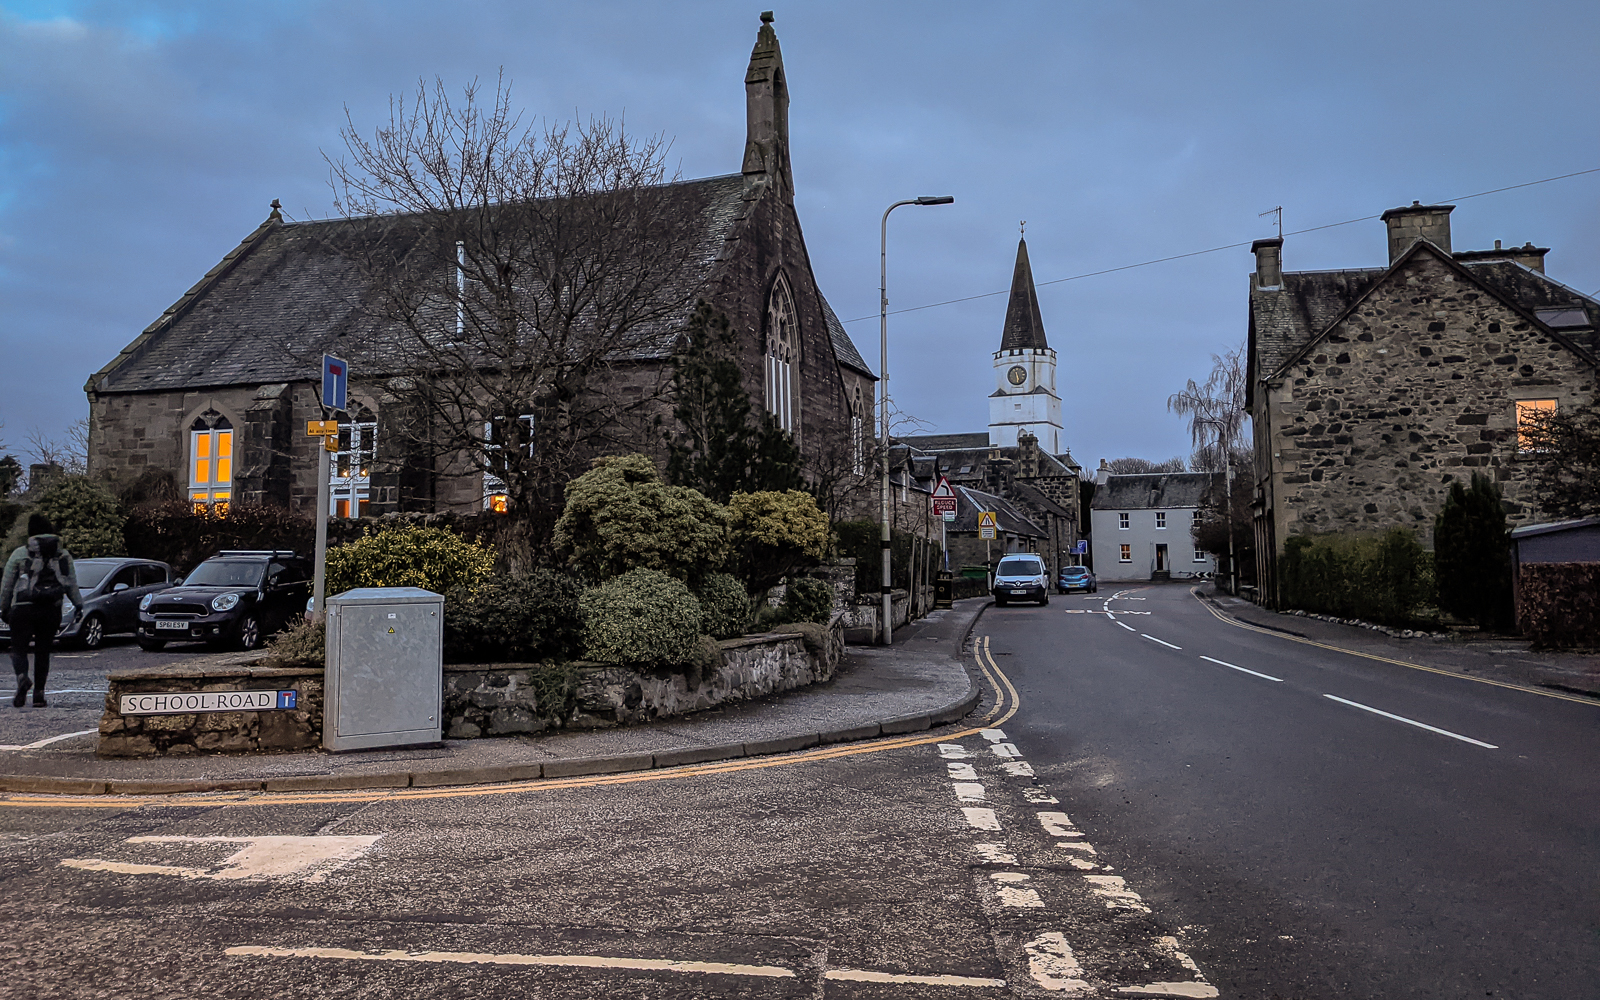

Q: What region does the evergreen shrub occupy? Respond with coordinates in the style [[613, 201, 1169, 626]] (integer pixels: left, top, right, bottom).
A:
[[121, 500, 314, 574], [781, 576, 835, 625], [695, 572, 750, 640], [554, 454, 730, 583], [325, 525, 494, 597], [1434, 473, 1514, 630], [1280, 527, 1433, 626], [9, 475, 127, 558], [262, 617, 326, 668], [443, 568, 584, 663], [579, 568, 704, 665]]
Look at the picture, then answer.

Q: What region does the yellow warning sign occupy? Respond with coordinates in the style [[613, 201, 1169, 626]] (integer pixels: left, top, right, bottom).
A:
[[978, 511, 998, 540], [387, 627, 396, 633]]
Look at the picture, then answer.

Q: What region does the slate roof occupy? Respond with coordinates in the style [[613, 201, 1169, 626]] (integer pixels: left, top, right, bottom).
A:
[[91, 172, 872, 395], [1008, 480, 1073, 519], [999, 237, 1049, 351], [898, 432, 992, 452], [821, 298, 875, 378], [1090, 472, 1219, 511], [951, 485, 1045, 536], [1249, 244, 1600, 386]]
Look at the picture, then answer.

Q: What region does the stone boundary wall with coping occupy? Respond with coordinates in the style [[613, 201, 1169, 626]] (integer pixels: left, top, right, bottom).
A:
[[97, 625, 844, 757]]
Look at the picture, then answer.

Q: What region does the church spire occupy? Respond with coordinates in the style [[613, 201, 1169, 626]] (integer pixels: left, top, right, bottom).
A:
[[742, 12, 791, 189], [999, 236, 1048, 351]]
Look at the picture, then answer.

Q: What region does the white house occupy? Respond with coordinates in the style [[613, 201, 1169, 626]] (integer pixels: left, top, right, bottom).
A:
[[1090, 470, 1217, 582]]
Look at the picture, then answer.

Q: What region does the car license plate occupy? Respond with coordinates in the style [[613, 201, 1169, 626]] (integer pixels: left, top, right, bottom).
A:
[[1011, 589, 1028, 595], [155, 620, 190, 631]]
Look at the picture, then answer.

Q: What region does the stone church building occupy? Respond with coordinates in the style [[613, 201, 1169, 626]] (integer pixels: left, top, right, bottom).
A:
[[1247, 202, 1599, 605], [84, 14, 876, 518]]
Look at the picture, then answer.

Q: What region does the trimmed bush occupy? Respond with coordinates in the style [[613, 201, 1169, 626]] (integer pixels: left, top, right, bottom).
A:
[[443, 568, 584, 663], [121, 500, 314, 574], [10, 475, 126, 558], [325, 525, 494, 597], [579, 568, 704, 665], [1519, 562, 1600, 648], [554, 454, 730, 583], [696, 572, 750, 640], [782, 576, 834, 625], [1280, 528, 1433, 626], [262, 617, 326, 668], [728, 489, 828, 596]]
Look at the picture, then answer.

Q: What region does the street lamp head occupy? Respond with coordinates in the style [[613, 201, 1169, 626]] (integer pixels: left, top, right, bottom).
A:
[[915, 195, 955, 206]]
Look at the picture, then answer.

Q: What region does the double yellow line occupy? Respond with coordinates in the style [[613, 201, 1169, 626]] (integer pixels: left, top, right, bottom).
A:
[[0, 639, 1024, 810]]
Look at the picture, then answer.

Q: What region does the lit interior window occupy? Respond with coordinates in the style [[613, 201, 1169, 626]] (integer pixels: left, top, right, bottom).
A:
[[1516, 399, 1557, 451], [189, 413, 233, 513]]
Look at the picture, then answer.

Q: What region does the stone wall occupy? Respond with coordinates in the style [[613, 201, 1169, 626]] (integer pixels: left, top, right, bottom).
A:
[[97, 627, 842, 756], [99, 661, 323, 757], [1260, 248, 1597, 550], [443, 625, 843, 738]]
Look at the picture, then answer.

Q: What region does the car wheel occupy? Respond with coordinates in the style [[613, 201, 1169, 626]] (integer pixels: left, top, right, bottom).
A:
[[237, 615, 262, 651], [995, 596, 1008, 607], [136, 637, 167, 652], [79, 613, 105, 650], [1040, 595, 1049, 606]]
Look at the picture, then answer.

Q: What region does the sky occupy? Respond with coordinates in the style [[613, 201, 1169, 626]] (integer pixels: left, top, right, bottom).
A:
[[2, 0, 1597, 471]]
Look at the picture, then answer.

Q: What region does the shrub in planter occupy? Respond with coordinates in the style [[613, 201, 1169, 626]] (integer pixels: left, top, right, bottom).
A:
[[728, 490, 828, 596], [781, 576, 834, 625], [554, 454, 730, 583], [579, 568, 704, 666], [444, 568, 584, 663], [325, 525, 494, 597], [696, 572, 750, 640], [262, 617, 326, 668]]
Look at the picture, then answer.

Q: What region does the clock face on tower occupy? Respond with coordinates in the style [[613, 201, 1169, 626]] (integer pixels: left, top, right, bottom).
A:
[[1007, 365, 1028, 386]]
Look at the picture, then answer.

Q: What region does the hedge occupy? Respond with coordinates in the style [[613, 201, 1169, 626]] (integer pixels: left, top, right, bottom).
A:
[[579, 568, 705, 665], [1279, 528, 1434, 627], [1519, 563, 1600, 649]]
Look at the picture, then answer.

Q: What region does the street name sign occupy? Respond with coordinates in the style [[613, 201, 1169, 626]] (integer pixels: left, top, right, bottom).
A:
[[121, 690, 299, 715], [978, 511, 998, 540], [931, 475, 957, 520]]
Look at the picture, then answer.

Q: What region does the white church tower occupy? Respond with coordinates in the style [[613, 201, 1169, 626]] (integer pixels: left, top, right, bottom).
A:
[[988, 236, 1063, 452]]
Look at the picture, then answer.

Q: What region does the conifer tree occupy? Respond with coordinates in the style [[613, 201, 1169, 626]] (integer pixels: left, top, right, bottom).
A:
[[1434, 473, 1513, 630]]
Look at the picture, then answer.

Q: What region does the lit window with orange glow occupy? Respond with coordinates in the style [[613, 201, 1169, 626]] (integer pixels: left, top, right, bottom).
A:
[[487, 494, 509, 514], [188, 413, 233, 511], [1516, 399, 1556, 452]]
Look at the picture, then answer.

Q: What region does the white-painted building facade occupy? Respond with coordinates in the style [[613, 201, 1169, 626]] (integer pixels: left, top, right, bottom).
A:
[[1089, 471, 1217, 582]]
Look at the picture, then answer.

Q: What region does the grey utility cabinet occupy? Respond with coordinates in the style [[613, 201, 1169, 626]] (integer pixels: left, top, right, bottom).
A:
[[324, 587, 444, 751]]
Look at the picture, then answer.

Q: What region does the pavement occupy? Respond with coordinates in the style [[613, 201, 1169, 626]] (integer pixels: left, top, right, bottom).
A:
[[0, 598, 989, 796], [1199, 582, 1600, 700]]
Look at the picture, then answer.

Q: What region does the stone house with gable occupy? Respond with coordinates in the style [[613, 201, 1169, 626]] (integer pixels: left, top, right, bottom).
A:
[[84, 14, 876, 519], [1247, 202, 1599, 605]]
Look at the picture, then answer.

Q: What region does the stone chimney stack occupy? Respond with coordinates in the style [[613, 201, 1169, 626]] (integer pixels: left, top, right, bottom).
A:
[[1251, 238, 1283, 290], [742, 12, 791, 193], [1094, 458, 1110, 486], [1381, 202, 1455, 262]]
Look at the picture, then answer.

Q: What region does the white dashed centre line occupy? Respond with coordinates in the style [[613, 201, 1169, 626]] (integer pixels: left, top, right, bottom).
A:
[[1141, 634, 1182, 649], [1323, 695, 1499, 749], [1199, 655, 1284, 683], [1116, 621, 1137, 632]]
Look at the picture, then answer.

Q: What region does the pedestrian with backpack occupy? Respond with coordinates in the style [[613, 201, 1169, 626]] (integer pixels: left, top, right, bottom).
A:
[[0, 514, 84, 708]]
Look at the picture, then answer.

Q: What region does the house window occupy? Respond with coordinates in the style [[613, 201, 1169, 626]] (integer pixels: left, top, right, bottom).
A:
[[765, 275, 798, 434], [482, 414, 535, 511], [330, 405, 377, 519], [1119, 544, 1131, 563], [1156, 512, 1167, 529], [188, 413, 233, 514], [1516, 399, 1557, 452], [1194, 547, 1208, 562], [1119, 512, 1129, 530]]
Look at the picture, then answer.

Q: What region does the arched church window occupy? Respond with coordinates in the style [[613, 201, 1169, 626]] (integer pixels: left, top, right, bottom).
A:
[[851, 383, 865, 476], [188, 411, 233, 514], [330, 403, 377, 518], [765, 275, 799, 434]]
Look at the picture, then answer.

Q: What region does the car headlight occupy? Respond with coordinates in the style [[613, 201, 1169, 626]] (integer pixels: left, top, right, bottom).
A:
[[140, 593, 154, 611], [211, 593, 241, 612]]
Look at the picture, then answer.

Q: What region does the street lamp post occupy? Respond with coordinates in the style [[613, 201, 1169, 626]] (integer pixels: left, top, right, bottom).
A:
[[879, 195, 954, 646], [1197, 418, 1239, 596]]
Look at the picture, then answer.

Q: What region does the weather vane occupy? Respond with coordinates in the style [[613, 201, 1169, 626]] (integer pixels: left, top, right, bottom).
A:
[[1020, 220, 1026, 237]]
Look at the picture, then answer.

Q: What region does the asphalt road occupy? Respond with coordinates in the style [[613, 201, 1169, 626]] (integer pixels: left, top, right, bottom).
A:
[[986, 582, 1600, 999], [0, 636, 201, 749]]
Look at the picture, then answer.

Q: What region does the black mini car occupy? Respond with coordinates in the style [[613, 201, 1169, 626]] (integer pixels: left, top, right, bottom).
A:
[[137, 550, 313, 651]]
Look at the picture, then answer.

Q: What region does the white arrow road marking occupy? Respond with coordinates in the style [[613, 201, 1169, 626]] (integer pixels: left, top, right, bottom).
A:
[[962, 807, 1002, 831], [0, 729, 97, 751], [1200, 655, 1283, 683], [1323, 694, 1499, 749], [1024, 931, 1092, 994], [63, 835, 380, 883]]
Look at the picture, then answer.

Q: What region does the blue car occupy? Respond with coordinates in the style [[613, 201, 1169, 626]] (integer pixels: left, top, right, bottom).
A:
[[1059, 566, 1097, 594]]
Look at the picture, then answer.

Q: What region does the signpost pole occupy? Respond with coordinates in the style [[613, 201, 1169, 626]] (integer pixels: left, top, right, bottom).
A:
[[312, 442, 330, 621], [312, 354, 349, 623]]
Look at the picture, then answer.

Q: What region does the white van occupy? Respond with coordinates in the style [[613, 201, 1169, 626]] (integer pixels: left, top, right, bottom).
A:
[[992, 554, 1049, 606]]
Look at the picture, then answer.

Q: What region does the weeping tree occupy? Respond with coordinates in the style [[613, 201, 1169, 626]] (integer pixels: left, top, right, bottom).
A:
[[326, 75, 702, 522], [1167, 341, 1249, 472]]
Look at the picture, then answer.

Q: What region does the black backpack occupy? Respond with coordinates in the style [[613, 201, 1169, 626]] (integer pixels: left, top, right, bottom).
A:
[[16, 546, 66, 604]]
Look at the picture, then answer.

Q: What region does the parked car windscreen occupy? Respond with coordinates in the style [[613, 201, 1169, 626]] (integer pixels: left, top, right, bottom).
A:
[[996, 557, 1043, 577], [72, 561, 118, 591], [183, 561, 265, 588]]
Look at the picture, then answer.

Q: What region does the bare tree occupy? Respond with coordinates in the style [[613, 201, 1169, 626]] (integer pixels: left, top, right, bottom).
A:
[[1167, 342, 1249, 472], [24, 419, 89, 476], [325, 75, 700, 517], [1106, 456, 1186, 475]]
